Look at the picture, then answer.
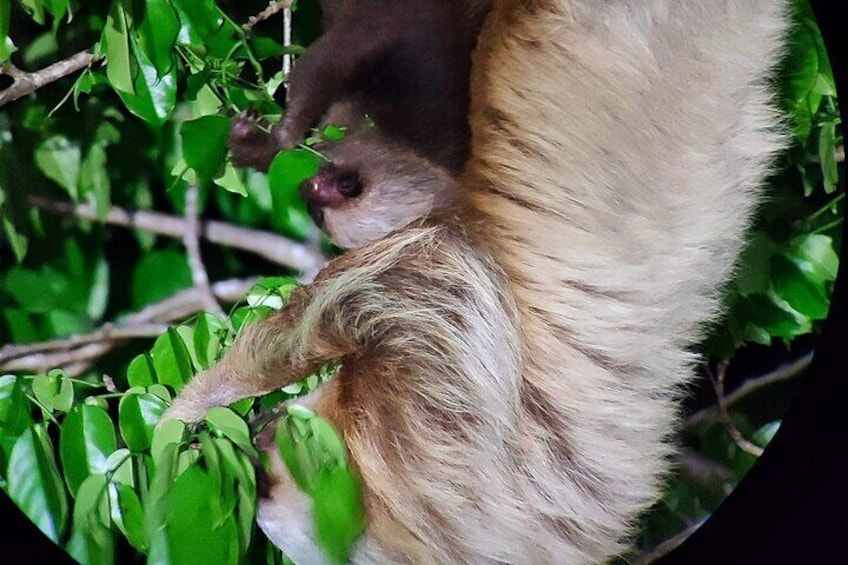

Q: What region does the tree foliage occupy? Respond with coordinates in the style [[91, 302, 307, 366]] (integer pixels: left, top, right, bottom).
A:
[[0, 0, 843, 563]]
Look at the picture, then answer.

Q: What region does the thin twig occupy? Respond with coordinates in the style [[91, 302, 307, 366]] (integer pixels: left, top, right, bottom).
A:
[[0, 324, 168, 361], [0, 51, 101, 107], [633, 520, 705, 565], [183, 186, 223, 315], [282, 3, 293, 79], [686, 351, 813, 429], [706, 360, 764, 457], [0, 278, 257, 376], [675, 449, 734, 494], [29, 195, 328, 276], [243, 1, 293, 31]]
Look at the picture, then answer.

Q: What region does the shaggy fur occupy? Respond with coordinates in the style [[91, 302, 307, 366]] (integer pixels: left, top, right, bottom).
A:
[[165, 0, 789, 562]]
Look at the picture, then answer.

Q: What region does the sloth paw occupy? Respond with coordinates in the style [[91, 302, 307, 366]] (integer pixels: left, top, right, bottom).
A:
[[228, 111, 279, 171]]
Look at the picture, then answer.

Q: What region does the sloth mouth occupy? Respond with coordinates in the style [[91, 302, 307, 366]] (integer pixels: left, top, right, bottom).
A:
[[306, 201, 325, 228]]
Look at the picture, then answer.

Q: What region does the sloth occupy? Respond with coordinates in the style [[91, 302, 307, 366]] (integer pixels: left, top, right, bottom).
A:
[[228, 0, 494, 174], [165, 0, 789, 562]]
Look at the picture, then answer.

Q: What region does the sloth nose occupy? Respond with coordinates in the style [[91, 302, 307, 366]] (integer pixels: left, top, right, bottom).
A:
[[300, 167, 363, 208], [300, 171, 346, 208]]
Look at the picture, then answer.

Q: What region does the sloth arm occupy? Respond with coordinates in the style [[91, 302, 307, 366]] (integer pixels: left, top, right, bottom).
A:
[[273, 25, 395, 148], [162, 273, 366, 423], [162, 226, 434, 424]]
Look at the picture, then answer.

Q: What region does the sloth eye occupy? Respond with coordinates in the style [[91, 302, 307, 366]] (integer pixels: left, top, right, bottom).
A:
[[337, 173, 363, 198]]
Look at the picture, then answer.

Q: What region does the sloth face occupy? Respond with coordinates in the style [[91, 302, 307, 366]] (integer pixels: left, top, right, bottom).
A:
[[299, 131, 457, 248]]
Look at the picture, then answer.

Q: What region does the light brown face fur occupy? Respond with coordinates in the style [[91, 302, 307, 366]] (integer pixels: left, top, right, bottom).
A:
[[166, 0, 790, 562], [300, 131, 458, 249]]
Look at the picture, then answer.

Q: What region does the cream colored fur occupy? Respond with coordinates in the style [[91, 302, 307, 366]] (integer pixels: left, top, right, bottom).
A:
[[164, 0, 789, 562]]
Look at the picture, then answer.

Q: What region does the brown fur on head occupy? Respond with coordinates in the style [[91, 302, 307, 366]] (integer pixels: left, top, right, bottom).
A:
[[300, 131, 457, 249]]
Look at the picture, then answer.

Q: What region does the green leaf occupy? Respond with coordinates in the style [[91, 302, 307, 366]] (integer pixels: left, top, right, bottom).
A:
[[109, 482, 148, 551], [127, 353, 158, 388], [786, 233, 839, 283], [148, 464, 242, 565], [148, 384, 172, 402], [6, 426, 69, 543], [4, 267, 59, 313], [313, 466, 366, 563], [34, 136, 81, 197], [43, 0, 69, 24], [3, 308, 39, 343], [193, 313, 227, 369], [736, 294, 808, 341], [150, 328, 194, 391], [0, 0, 11, 61], [170, 0, 240, 59], [309, 417, 348, 466], [268, 149, 320, 239], [2, 215, 28, 262], [17, 0, 46, 25], [246, 277, 298, 310], [146, 429, 180, 540], [45, 309, 88, 338], [181, 115, 232, 185], [780, 15, 820, 141], [322, 125, 346, 142], [131, 249, 192, 309], [32, 370, 74, 413], [103, 448, 134, 485], [175, 324, 199, 370], [80, 143, 112, 218], [213, 163, 249, 196], [116, 43, 177, 126], [150, 419, 186, 465], [273, 407, 365, 562], [251, 36, 288, 59], [0, 35, 15, 63], [231, 305, 275, 333], [205, 407, 256, 457], [136, 0, 180, 77], [817, 120, 838, 194], [213, 438, 256, 552], [734, 231, 780, 296], [66, 474, 115, 565], [119, 392, 168, 452], [770, 254, 829, 319], [752, 421, 782, 448], [86, 255, 110, 321], [0, 375, 32, 469], [59, 404, 118, 496], [102, 0, 135, 94]]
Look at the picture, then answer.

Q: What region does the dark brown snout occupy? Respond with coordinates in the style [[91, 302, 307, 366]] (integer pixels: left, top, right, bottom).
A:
[[300, 166, 364, 227]]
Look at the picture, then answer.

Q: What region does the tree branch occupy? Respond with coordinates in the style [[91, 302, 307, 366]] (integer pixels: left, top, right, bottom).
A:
[[183, 185, 223, 315], [29, 195, 328, 278], [243, 1, 293, 31], [0, 278, 257, 376], [0, 50, 100, 107], [685, 351, 813, 430], [633, 521, 705, 565]]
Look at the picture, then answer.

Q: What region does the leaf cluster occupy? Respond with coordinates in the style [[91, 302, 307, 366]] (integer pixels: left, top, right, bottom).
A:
[[1, 277, 360, 564]]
